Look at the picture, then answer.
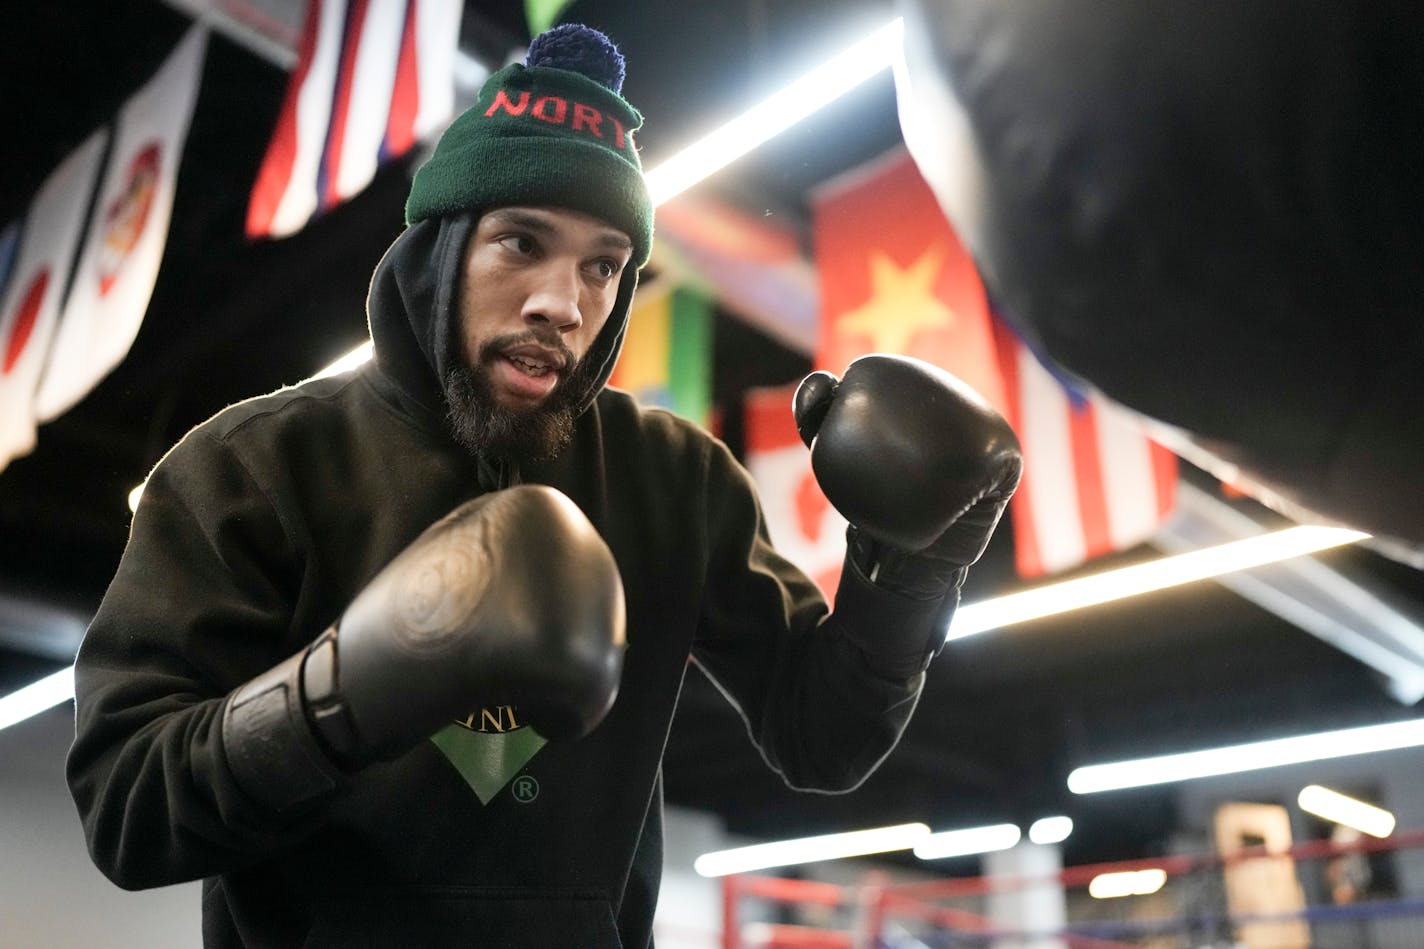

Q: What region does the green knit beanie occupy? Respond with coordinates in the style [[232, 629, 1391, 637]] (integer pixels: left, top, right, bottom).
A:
[[405, 24, 653, 269]]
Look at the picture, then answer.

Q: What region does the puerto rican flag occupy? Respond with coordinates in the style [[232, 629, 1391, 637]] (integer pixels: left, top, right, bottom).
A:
[[993, 320, 1178, 578], [0, 131, 108, 470], [246, 0, 463, 239]]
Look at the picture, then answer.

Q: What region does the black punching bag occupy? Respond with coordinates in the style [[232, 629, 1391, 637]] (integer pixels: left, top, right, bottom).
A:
[[893, 0, 1424, 553]]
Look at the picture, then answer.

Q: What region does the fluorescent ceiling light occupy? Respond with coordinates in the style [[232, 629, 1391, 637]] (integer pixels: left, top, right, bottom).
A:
[[1068, 717, 1424, 793], [1089, 869, 1167, 899], [1298, 784, 1396, 838], [0, 666, 75, 731], [1028, 815, 1074, 845], [644, 19, 904, 205], [913, 823, 1021, 861], [950, 525, 1368, 641], [694, 822, 929, 877], [309, 340, 375, 381]]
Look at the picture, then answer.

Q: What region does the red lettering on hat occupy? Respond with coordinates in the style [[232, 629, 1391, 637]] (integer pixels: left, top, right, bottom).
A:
[[609, 116, 626, 150], [485, 89, 530, 117], [531, 96, 567, 124], [572, 103, 603, 138]]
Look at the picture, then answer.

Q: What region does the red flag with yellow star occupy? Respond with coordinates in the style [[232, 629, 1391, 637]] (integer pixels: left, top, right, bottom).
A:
[[812, 148, 1006, 412], [810, 147, 1177, 579]]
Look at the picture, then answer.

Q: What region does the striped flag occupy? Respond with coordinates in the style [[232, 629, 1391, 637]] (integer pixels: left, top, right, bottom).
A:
[[34, 27, 207, 422], [742, 383, 847, 600], [993, 320, 1178, 577], [0, 130, 109, 470], [607, 285, 713, 426], [246, 0, 463, 239]]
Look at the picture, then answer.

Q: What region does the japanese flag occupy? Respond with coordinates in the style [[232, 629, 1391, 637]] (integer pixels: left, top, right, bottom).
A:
[[35, 27, 207, 422], [0, 130, 108, 469]]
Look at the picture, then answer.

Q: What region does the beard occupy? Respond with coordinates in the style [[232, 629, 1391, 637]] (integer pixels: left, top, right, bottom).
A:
[[442, 331, 599, 463]]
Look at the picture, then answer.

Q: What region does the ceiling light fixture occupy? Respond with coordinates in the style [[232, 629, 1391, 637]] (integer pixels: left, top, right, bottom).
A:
[[1028, 815, 1074, 846], [644, 19, 905, 205], [693, 822, 929, 877], [1068, 717, 1424, 793], [0, 666, 74, 731], [913, 822, 1021, 861], [950, 525, 1368, 641], [1297, 784, 1396, 838], [1088, 868, 1167, 899]]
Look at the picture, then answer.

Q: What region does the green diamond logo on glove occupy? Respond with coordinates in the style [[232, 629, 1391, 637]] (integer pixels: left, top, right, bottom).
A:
[[430, 705, 546, 804]]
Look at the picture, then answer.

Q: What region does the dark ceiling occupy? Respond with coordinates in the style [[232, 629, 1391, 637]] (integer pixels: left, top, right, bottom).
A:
[[2, 0, 1422, 872]]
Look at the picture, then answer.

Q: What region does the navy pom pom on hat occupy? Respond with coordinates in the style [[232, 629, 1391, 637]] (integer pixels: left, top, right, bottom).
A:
[[405, 23, 653, 269]]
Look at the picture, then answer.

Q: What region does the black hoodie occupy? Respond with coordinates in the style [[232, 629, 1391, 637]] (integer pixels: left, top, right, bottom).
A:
[[66, 218, 926, 947]]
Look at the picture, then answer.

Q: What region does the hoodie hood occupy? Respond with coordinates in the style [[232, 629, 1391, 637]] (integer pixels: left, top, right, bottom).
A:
[[366, 213, 640, 430]]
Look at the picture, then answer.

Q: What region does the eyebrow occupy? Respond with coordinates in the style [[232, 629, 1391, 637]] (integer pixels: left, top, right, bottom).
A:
[[487, 209, 634, 254]]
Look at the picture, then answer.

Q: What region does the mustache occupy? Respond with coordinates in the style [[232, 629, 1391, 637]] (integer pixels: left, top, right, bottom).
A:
[[479, 331, 577, 368]]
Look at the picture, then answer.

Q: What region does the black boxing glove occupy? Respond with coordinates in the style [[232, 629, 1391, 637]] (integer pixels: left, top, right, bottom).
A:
[[220, 485, 626, 813], [795, 354, 1022, 676]]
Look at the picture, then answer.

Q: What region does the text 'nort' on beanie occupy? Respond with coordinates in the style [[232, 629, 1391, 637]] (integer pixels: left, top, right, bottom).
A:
[[405, 23, 654, 269]]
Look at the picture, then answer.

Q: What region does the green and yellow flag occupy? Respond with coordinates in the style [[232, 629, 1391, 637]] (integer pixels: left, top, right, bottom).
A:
[[608, 285, 713, 425]]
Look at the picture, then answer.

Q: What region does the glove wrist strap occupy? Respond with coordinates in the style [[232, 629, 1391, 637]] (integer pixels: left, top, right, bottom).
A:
[[221, 641, 348, 815], [829, 549, 962, 679]]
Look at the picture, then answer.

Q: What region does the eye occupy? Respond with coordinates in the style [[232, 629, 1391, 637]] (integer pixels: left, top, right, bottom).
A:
[[497, 234, 538, 256]]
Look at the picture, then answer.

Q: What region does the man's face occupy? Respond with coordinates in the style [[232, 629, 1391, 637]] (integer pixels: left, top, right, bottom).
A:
[[444, 206, 634, 461]]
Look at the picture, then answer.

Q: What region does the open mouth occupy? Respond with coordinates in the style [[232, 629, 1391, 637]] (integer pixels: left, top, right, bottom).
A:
[[506, 352, 557, 377]]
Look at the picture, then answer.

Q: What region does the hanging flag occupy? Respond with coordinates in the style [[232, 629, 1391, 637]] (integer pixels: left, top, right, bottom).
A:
[[650, 194, 819, 355], [383, 0, 464, 157], [607, 284, 714, 425], [993, 319, 1178, 578], [0, 222, 19, 304], [811, 148, 1006, 411], [34, 27, 208, 422], [743, 383, 847, 600], [811, 145, 1177, 578], [524, 0, 577, 37], [247, 0, 464, 239], [0, 130, 108, 470]]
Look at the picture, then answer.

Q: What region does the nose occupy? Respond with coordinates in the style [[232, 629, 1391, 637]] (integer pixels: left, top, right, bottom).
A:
[[522, 263, 583, 333]]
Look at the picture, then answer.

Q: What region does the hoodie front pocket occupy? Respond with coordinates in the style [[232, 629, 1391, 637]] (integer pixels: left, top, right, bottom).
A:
[[305, 886, 621, 948]]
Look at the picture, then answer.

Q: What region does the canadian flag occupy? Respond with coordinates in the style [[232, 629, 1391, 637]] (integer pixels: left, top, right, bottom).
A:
[[742, 383, 847, 599]]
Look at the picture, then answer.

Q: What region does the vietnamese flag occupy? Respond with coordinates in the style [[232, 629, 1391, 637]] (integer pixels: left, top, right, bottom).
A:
[[811, 147, 1177, 579], [812, 147, 1006, 413]]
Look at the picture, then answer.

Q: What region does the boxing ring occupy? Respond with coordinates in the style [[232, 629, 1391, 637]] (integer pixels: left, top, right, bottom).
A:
[[704, 829, 1424, 948]]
